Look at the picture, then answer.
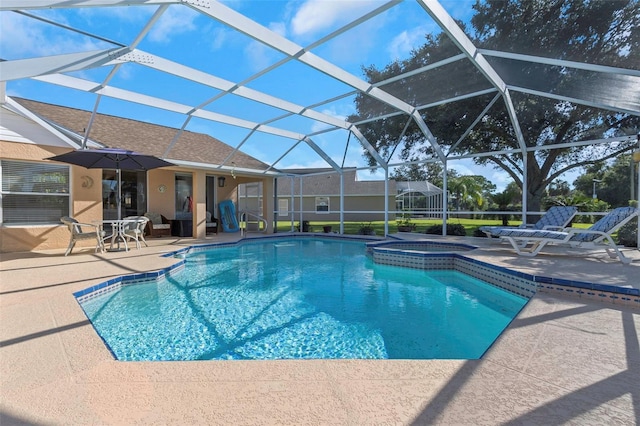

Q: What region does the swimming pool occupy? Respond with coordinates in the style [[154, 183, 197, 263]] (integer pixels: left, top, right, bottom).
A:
[[79, 238, 528, 361]]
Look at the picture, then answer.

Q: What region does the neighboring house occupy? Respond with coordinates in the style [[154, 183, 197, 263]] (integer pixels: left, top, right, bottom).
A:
[[239, 168, 398, 223], [0, 96, 277, 253], [236, 169, 444, 224]]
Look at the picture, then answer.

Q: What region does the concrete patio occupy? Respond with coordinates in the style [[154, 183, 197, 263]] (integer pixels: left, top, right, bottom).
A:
[[1, 234, 638, 425]]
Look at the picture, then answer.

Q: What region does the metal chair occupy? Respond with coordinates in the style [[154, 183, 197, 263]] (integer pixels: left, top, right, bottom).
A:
[[60, 216, 106, 256], [122, 216, 150, 249]]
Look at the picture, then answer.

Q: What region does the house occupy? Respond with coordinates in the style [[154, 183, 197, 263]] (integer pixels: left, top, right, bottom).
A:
[[0, 96, 278, 253], [236, 168, 445, 225], [238, 168, 398, 223]]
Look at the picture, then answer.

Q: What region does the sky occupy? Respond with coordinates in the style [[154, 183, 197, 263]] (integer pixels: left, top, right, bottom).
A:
[[1, 0, 581, 191]]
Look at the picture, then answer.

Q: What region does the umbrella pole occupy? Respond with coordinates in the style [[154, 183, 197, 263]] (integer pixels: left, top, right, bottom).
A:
[[117, 168, 122, 221]]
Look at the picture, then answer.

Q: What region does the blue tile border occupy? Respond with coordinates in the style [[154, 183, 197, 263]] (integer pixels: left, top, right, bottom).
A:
[[368, 242, 639, 308], [73, 236, 640, 309], [73, 259, 186, 303]]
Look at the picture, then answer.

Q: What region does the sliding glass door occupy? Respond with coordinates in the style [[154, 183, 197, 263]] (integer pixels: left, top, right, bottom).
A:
[[102, 170, 147, 220]]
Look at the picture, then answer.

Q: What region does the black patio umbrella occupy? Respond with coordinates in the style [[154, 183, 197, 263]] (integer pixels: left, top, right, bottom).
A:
[[47, 148, 174, 220]]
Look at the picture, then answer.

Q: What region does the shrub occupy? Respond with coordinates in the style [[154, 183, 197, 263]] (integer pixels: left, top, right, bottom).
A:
[[617, 218, 638, 247], [424, 224, 466, 236], [358, 222, 376, 235], [473, 228, 488, 238]]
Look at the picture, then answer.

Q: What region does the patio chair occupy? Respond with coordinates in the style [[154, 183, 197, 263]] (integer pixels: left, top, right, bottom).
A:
[[490, 207, 638, 264], [206, 211, 218, 234], [144, 212, 171, 237], [122, 216, 149, 249], [60, 216, 106, 256], [480, 206, 578, 238]]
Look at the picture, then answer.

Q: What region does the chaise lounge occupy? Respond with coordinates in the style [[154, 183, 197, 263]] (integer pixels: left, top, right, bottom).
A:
[[480, 205, 578, 238], [489, 206, 638, 264]]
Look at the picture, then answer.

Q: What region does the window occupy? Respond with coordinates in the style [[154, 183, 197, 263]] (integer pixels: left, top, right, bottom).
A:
[[175, 173, 193, 220], [278, 199, 288, 217], [1, 160, 70, 224], [315, 196, 329, 213]]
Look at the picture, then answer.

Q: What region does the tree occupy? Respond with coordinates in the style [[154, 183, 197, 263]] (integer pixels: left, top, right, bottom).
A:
[[350, 0, 639, 216], [547, 180, 571, 197], [447, 175, 492, 211], [391, 162, 443, 183], [573, 154, 638, 207], [490, 189, 518, 226]]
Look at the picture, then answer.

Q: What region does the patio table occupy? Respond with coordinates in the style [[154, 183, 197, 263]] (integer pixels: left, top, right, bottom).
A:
[[95, 219, 140, 252]]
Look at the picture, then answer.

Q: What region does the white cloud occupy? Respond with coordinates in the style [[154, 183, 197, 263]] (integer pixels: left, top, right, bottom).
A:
[[269, 21, 288, 38], [148, 6, 199, 43], [387, 26, 427, 61], [77, 5, 153, 23], [282, 158, 335, 169], [490, 170, 513, 191], [290, 0, 379, 39], [0, 12, 102, 58], [241, 21, 287, 72], [309, 104, 354, 133], [244, 40, 275, 72], [209, 27, 231, 50]]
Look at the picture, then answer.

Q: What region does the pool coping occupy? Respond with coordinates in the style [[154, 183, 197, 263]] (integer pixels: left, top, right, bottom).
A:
[[3, 234, 638, 424]]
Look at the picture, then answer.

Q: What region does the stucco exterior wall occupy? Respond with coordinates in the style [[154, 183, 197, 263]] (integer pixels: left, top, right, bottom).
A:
[[1, 138, 274, 252], [276, 195, 397, 222], [1, 141, 104, 253]]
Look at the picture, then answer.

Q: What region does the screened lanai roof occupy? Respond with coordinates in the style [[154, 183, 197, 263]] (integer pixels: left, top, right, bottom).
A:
[[396, 181, 442, 197], [1, 0, 639, 181]]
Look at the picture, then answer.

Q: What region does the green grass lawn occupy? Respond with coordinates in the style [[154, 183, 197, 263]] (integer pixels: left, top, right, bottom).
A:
[[274, 218, 593, 237]]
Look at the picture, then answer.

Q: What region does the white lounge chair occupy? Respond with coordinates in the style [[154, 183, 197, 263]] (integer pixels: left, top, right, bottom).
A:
[[480, 205, 578, 238], [490, 207, 638, 263], [61, 216, 106, 256]]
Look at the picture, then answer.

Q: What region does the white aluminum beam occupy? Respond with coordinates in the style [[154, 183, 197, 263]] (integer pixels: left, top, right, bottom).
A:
[[479, 49, 640, 78], [416, 88, 498, 111], [447, 93, 502, 155], [411, 110, 446, 161], [304, 137, 341, 171], [0, 49, 125, 82], [132, 49, 349, 129], [418, 0, 507, 94], [187, 1, 446, 150], [509, 85, 640, 117], [417, 0, 528, 156], [265, 140, 303, 172], [0, 0, 177, 10], [84, 5, 169, 148], [349, 125, 388, 168], [4, 97, 83, 149], [33, 73, 306, 140]]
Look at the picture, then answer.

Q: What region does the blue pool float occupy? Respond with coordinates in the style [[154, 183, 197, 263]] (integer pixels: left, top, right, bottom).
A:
[[219, 200, 240, 233]]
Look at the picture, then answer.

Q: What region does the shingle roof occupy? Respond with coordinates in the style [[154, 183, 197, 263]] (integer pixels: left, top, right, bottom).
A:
[[13, 97, 272, 172]]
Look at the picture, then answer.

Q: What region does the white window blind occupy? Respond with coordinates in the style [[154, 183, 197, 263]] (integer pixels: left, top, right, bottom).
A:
[[1, 160, 70, 224]]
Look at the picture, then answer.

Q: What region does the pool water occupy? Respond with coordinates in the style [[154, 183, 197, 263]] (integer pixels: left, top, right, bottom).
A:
[[81, 238, 527, 361]]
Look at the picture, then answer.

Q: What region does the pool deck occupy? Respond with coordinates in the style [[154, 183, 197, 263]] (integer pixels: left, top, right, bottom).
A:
[[1, 233, 639, 425]]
